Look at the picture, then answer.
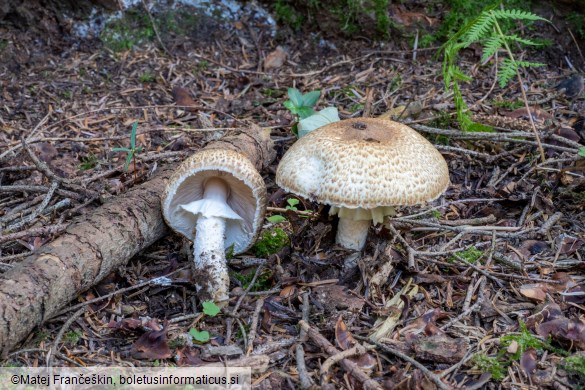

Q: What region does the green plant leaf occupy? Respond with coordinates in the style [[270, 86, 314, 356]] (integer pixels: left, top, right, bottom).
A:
[[492, 9, 548, 23], [296, 106, 316, 119], [112, 147, 131, 152], [287, 88, 303, 107], [123, 153, 134, 172], [298, 107, 340, 138], [579, 148, 585, 157], [130, 122, 138, 149], [301, 90, 321, 107], [267, 215, 287, 223], [189, 328, 210, 343], [287, 198, 300, 207], [283, 100, 296, 112], [202, 301, 220, 317]]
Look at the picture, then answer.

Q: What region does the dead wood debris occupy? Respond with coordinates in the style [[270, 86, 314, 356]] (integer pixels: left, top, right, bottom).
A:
[[1, 4, 584, 389]]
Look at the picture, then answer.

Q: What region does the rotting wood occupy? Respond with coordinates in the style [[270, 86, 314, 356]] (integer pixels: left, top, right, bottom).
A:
[[0, 125, 275, 356]]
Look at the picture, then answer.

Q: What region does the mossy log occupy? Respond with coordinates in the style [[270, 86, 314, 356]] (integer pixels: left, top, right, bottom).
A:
[[0, 126, 275, 356]]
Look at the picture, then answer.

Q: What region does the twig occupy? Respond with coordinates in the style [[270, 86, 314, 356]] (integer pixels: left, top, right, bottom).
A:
[[0, 185, 84, 201], [20, 138, 73, 185], [20, 138, 98, 198], [320, 344, 371, 384], [0, 224, 67, 245], [567, 28, 585, 66], [245, 298, 264, 356], [299, 320, 382, 390], [47, 306, 87, 368], [266, 206, 315, 217], [4, 181, 59, 232], [353, 335, 452, 390], [296, 293, 314, 389], [141, 0, 171, 57], [539, 212, 563, 235], [226, 265, 265, 343], [440, 300, 482, 331], [51, 268, 188, 318]]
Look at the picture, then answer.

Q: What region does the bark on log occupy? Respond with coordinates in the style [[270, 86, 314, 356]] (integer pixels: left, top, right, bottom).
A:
[[0, 126, 275, 356]]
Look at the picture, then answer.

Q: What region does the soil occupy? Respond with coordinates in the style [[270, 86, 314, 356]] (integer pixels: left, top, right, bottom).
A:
[[0, 1, 584, 389]]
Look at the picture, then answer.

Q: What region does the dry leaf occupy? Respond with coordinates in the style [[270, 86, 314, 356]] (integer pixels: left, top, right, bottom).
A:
[[172, 86, 198, 112], [335, 316, 356, 350], [519, 283, 548, 301], [264, 46, 287, 70], [520, 348, 537, 376], [131, 320, 172, 360]]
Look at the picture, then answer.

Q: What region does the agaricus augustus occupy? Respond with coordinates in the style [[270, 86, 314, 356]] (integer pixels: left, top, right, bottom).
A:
[[162, 148, 267, 305], [276, 117, 449, 251]]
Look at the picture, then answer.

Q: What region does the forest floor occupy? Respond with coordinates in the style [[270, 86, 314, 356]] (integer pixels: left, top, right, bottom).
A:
[[0, 1, 585, 389]]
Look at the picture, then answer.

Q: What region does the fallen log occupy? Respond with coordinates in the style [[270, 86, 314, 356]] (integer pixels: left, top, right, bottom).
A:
[[0, 126, 275, 356]]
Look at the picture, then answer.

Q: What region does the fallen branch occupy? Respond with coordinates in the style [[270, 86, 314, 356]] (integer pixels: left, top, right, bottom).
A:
[[299, 320, 382, 390], [0, 126, 275, 356]]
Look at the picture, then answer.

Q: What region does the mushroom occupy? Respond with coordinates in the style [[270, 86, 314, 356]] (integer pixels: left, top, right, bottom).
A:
[[276, 117, 449, 251], [162, 148, 267, 305]]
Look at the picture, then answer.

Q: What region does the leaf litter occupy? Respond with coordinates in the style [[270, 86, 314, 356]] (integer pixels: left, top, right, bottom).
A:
[[0, 1, 584, 388]]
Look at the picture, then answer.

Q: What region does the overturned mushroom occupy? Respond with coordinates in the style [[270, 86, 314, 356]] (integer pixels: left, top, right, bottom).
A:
[[276, 117, 449, 251], [162, 149, 267, 305]]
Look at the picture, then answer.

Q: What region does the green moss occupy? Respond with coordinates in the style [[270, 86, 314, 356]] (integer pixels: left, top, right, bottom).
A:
[[0, 39, 7, 52], [79, 154, 99, 170], [500, 321, 548, 360], [64, 330, 82, 345], [450, 246, 483, 264], [275, 0, 305, 30], [100, 8, 155, 51], [568, 13, 585, 39], [563, 354, 585, 386], [252, 227, 289, 258], [372, 0, 390, 37], [491, 98, 524, 109], [232, 268, 273, 291], [139, 72, 156, 83], [472, 353, 506, 381]]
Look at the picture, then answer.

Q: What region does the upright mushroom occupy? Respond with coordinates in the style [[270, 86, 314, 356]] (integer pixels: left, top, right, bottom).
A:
[[276, 117, 449, 251], [162, 148, 267, 305]]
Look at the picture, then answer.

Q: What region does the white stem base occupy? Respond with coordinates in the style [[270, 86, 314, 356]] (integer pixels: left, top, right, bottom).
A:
[[194, 215, 229, 306], [336, 218, 371, 251]]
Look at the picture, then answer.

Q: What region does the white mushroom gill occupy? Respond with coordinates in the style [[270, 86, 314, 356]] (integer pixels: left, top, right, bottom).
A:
[[179, 178, 243, 304]]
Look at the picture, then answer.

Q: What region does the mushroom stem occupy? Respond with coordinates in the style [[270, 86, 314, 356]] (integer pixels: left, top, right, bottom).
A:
[[336, 218, 371, 251], [193, 215, 229, 304], [192, 178, 232, 305]]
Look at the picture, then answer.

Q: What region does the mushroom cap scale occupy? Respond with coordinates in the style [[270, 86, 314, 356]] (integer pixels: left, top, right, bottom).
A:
[[276, 118, 449, 209], [162, 148, 267, 254]]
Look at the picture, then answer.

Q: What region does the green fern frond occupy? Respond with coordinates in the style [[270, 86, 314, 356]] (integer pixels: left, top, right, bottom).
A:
[[451, 65, 473, 82], [481, 35, 502, 62], [497, 58, 518, 88], [491, 9, 547, 22], [504, 34, 541, 46], [515, 60, 545, 68], [463, 14, 495, 46]]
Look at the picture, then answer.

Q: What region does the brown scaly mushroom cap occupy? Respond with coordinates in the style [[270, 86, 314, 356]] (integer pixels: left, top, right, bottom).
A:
[[276, 117, 449, 250], [162, 148, 267, 254]]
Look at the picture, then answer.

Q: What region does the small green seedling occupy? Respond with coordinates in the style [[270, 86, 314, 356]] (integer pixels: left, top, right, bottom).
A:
[[578, 148, 585, 157], [188, 301, 220, 343], [285, 198, 299, 211], [202, 301, 220, 317], [267, 215, 287, 223], [283, 88, 320, 120], [112, 122, 143, 179]]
